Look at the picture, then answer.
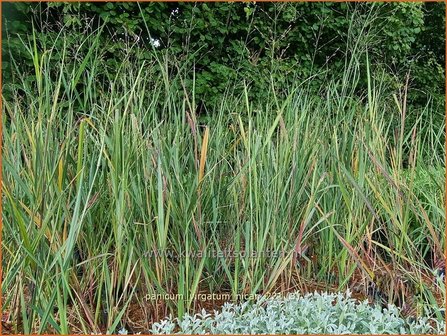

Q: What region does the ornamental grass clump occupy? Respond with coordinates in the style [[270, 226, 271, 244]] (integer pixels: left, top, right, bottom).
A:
[[2, 12, 445, 333], [150, 291, 446, 334]]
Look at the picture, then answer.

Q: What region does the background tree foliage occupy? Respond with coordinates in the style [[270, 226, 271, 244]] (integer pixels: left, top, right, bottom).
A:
[[2, 1, 445, 110]]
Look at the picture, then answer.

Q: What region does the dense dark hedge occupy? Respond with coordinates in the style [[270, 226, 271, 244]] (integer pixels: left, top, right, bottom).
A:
[[2, 2, 445, 110]]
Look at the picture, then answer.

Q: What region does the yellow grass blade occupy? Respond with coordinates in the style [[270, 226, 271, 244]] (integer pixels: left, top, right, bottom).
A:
[[198, 126, 209, 184], [58, 157, 63, 192]]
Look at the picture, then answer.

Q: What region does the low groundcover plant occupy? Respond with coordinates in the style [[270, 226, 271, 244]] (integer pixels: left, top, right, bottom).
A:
[[148, 291, 446, 334]]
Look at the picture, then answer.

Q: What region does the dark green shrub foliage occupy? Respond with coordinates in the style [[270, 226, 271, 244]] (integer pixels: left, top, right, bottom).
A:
[[2, 1, 445, 110]]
